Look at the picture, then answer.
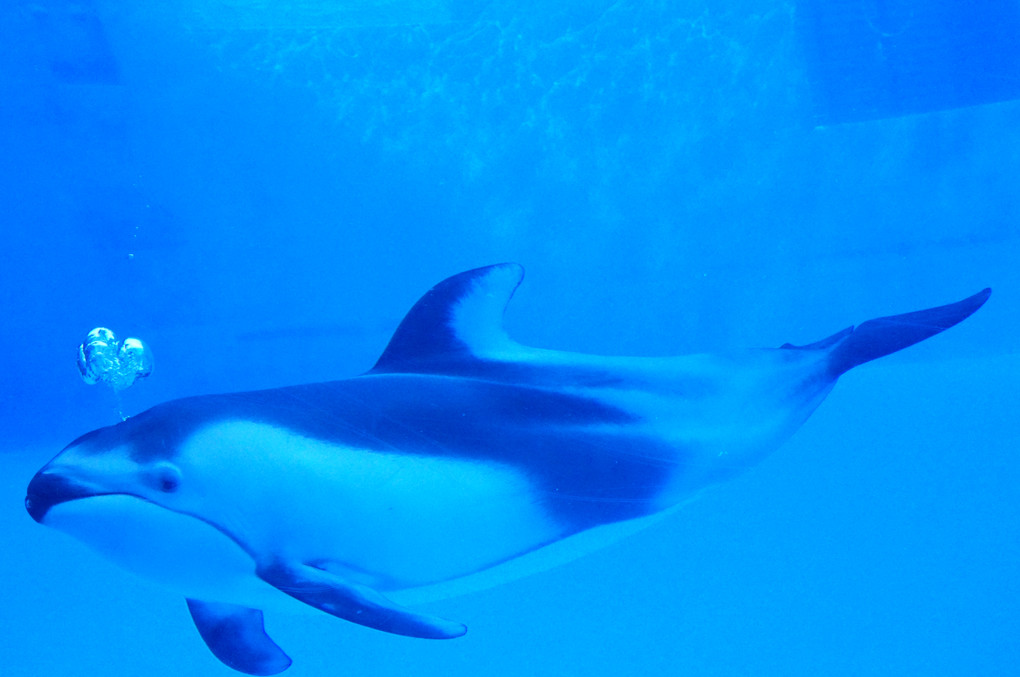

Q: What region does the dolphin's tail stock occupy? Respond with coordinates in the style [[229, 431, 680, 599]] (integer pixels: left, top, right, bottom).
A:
[[782, 288, 992, 377]]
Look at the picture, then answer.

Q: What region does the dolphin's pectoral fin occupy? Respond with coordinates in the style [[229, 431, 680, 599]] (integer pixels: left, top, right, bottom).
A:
[[255, 559, 467, 639], [186, 599, 292, 676]]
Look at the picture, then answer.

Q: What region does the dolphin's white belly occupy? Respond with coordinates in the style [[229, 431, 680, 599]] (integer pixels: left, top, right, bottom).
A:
[[45, 495, 303, 612], [181, 421, 565, 590]]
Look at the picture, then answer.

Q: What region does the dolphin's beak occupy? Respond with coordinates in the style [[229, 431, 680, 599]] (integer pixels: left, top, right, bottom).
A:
[[25, 470, 103, 523]]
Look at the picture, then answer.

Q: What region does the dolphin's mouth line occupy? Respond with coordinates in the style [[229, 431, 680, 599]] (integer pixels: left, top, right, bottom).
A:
[[25, 472, 171, 525], [26, 475, 257, 560], [25, 472, 108, 523], [26, 485, 152, 525]]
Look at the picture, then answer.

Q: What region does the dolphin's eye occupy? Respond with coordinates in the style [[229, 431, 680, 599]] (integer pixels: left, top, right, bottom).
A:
[[159, 473, 179, 493], [148, 462, 182, 494]]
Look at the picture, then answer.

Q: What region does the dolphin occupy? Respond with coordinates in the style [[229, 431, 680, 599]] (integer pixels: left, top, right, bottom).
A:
[[25, 264, 989, 675]]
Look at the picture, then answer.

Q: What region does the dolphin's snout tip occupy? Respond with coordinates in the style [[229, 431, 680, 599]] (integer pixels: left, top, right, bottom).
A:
[[25, 494, 44, 523], [25, 471, 54, 523], [25, 471, 98, 524], [25, 489, 47, 524]]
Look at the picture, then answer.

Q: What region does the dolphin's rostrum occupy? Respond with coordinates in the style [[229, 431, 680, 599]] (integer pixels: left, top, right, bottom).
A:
[[26, 264, 990, 675]]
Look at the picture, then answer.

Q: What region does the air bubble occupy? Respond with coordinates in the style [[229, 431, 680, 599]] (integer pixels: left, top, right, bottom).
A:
[[77, 327, 153, 391]]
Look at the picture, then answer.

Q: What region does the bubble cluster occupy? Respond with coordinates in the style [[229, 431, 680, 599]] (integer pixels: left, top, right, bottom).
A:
[[77, 328, 153, 391]]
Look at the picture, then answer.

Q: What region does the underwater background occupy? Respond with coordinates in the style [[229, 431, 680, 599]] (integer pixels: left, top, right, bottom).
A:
[[1, 1, 1017, 675]]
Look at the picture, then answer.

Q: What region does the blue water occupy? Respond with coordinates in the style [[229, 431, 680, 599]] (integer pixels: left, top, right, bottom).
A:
[[1, 1, 1017, 675]]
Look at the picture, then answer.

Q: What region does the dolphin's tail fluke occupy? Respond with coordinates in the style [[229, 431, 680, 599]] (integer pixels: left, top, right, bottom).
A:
[[819, 288, 992, 377]]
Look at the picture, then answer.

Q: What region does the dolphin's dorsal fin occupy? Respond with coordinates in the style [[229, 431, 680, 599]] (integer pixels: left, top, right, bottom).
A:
[[369, 263, 524, 374]]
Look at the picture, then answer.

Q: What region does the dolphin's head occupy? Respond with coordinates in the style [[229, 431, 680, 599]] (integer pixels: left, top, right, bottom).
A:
[[26, 411, 187, 525], [24, 406, 255, 597]]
